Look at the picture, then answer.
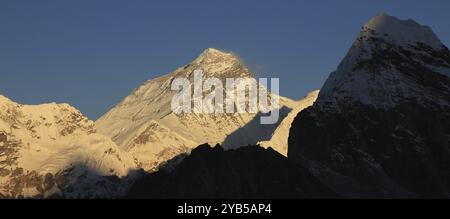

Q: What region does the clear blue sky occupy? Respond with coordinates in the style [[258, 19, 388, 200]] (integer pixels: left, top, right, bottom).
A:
[[1, 0, 449, 119]]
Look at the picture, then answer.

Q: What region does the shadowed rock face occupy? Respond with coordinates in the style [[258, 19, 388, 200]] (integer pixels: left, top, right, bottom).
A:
[[288, 14, 450, 198], [289, 103, 450, 198], [126, 144, 337, 198]]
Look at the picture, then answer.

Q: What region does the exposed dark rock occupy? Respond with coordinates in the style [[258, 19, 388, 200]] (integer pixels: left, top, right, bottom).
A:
[[126, 144, 337, 198], [289, 103, 450, 198]]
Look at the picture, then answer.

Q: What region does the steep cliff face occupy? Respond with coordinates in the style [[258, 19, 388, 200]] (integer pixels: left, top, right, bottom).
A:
[[288, 13, 450, 198], [0, 95, 136, 198], [126, 144, 337, 198]]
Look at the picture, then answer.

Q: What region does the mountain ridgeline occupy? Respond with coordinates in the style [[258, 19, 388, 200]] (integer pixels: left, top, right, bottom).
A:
[[0, 47, 317, 198], [127, 13, 450, 198], [1, 13, 449, 198], [126, 144, 337, 198]]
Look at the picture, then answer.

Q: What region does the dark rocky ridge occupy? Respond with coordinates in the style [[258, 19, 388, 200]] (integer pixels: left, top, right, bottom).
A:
[[126, 144, 337, 198]]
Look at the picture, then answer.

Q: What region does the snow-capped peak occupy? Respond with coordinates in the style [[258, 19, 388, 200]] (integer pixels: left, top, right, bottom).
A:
[[195, 48, 237, 63], [96, 48, 298, 170], [190, 48, 249, 77], [317, 13, 450, 110], [361, 12, 443, 49], [0, 95, 137, 198], [200, 47, 232, 56]]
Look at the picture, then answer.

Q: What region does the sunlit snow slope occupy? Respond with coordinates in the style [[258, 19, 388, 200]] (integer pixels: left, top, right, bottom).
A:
[[0, 95, 136, 198], [96, 48, 313, 170]]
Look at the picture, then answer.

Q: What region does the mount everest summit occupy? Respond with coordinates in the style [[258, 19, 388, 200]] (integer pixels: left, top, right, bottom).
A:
[[95, 48, 314, 170]]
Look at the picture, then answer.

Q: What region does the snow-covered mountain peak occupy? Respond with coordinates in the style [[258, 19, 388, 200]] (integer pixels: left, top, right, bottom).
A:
[[189, 48, 250, 78], [361, 12, 443, 49], [194, 48, 238, 64], [96, 48, 300, 170], [110, 48, 253, 116], [0, 95, 137, 198], [317, 14, 450, 110], [199, 47, 232, 57]]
